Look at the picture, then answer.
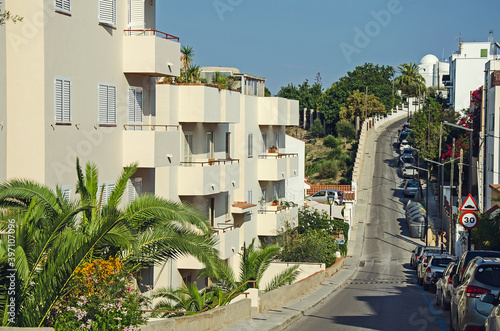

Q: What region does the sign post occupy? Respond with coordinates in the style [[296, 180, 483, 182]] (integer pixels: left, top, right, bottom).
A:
[[459, 194, 479, 251]]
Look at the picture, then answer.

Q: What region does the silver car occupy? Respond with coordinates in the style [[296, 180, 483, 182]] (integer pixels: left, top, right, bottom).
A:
[[401, 163, 417, 179], [483, 292, 500, 331], [450, 257, 500, 331], [422, 254, 456, 291], [417, 250, 442, 286], [305, 189, 343, 205], [436, 261, 457, 310], [403, 180, 420, 197]]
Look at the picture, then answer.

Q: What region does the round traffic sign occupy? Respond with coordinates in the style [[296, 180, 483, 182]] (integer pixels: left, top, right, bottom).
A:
[[460, 212, 478, 229]]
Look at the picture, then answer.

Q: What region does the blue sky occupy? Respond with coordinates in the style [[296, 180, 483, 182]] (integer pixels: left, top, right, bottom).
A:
[[157, 0, 500, 95]]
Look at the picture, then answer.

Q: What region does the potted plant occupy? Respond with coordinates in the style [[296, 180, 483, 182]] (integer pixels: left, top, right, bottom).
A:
[[268, 146, 277, 153], [272, 198, 279, 206]]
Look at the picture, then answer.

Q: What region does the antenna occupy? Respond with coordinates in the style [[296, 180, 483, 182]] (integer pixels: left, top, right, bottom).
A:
[[442, 48, 445, 61], [457, 32, 463, 50], [489, 30, 494, 43]]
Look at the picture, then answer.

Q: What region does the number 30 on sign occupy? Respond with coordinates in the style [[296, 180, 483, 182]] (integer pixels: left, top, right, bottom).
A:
[[460, 212, 478, 229]]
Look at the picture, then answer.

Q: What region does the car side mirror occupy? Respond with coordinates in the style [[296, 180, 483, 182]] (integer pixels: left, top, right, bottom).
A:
[[452, 274, 459, 287], [481, 293, 496, 304]]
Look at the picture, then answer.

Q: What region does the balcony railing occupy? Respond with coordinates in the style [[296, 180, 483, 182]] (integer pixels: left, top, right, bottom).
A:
[[122, 124, 179, 131], [180, 158, 240, 167], [258, 153, 298, 159], [123, 29, 179, 42]]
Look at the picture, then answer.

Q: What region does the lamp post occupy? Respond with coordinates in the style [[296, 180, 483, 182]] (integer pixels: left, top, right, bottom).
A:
[[443, 121, 473, 196], [327, 195, 333, 220]]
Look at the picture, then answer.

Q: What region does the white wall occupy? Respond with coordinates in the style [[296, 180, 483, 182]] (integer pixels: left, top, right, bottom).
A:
[[285, 135, 305, 205], [0, 1, 6, 183], [485, 60, 500, 211]]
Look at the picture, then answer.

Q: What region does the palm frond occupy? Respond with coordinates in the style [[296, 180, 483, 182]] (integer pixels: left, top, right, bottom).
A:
[[264, 264, 300, 292]]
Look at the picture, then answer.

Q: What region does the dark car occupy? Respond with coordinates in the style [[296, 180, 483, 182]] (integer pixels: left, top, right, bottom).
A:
[[411, 245, 441, 270], [399, 154, 416, 166], [399, 131, 411, 142], [456, 251, 500, 282]]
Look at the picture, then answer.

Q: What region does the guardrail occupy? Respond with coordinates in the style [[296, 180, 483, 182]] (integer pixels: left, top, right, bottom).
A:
[[180, 159, 240, 167], [123, 29, 180, 42], [123, 124, 179, 131], [258, 153, 298, 159]]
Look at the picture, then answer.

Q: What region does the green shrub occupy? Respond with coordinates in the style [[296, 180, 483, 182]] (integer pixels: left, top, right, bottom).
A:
[[310, 118, 324, 137], [279, 230, 337, 267], [318, 160, 338, 179], [323, 135, 339, 148]]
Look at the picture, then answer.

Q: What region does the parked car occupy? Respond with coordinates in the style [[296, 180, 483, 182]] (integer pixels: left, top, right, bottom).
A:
[[401, 163, 418, 179], [450, 257, 500, 331], [417, 250, 443, 285], [399, 131, 410, 142], [399, 154, 416, 166], [403, 180, 420, 197], [412, 246, 441, 270], [436, 261, 458, 309], [482, 292, 500, 331], [456, 251, 500, 282], [399, 140, 411, 154], [422, 254, 456, 291], [305, 189, 343, 205]]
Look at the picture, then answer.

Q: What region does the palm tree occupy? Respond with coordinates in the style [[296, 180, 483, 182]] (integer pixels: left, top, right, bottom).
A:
[[181, 45, 195, 82], [395, 63, 426, 96], [0, 159, 219, 327]]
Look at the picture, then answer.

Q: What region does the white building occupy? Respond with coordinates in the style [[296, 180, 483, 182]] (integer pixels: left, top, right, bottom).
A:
[[447, 42, 493, 112], [3, 0, 301, 291], [418, 54, 449, 90], [484, 59, 500, 212], [0, 1, 6, 184]]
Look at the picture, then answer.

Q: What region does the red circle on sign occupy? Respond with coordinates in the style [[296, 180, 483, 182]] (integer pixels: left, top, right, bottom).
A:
[[460, 212, 478, 229]]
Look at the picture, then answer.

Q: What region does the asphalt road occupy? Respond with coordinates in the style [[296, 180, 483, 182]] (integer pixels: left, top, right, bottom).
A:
[[286, 120, 451, 331]]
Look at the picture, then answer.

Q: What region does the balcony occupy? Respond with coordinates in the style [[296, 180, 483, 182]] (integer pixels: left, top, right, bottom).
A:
[[177, 86, 240, 123], [123, 30, 181, 77], [258, 97, 299, 126], [178, 159, 240, 196], [258, 153, 298, 181], [257, 205, 299, 236], [213, 225, 240, 260], [122, 125, 180, 167]]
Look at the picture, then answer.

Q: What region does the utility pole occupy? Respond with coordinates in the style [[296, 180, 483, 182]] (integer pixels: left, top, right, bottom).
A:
[[449, 138, 455, 254], [392, 68, 395, 111], [438, 123, 443, 219], [478, 85, 486, 212], [458, 149, 464, 254]]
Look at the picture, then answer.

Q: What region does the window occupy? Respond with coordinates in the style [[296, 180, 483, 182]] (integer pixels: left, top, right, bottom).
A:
[[55, 78, 71, 123], [247, 190, 253, 204], [128, 0, 145, 32], [184, 132, 193, 163], [262, 132, 267, 153], [97, 182, 115, 205], [273, 184, 279, 199], [99, 0, 116, 27], [61, 185, 71, 201], [248, 133, 253, 157], [206, 131, 214, 159], [274, 132, 280, 150], [261, 187, 266, 201], [127, 177, 142, 203], [226, 132, 231, 159], [98, 83, 116, 125], [128, 87, 143, 130], [481, 49, 488, 58], [55, 0, 71, 14]]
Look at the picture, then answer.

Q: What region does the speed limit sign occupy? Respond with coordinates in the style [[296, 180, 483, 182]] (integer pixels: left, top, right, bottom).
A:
[[460, 212, 478, 229]]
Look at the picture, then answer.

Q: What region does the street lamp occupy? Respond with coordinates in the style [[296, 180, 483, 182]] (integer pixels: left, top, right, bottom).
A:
[[443, 121, 473, 196], [327, 194, 333, 220]]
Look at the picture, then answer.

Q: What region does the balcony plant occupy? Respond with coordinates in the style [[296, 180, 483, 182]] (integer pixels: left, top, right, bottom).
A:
[[268, 146, 277, 153], [272, 198, 279, 206]]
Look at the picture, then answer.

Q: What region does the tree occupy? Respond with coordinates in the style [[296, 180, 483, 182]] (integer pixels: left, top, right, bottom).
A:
[[336, 120, 356, 143], [180, 45, 195, 82], [265, 87, 271, 97], [0, 2, 22, 25], [339, 90, 385, 122], [395, 62, 426, 99], [310, 118, 324, 137], [0, 159, 219, 327]]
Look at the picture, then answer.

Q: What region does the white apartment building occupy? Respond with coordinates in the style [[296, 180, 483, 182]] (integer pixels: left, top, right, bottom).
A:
[[418, 54, 449, 90], [484, 59, 500, 212], [447, 42, 493, 112], [3, 0, 301, 291], [0, 1, 6, 184]]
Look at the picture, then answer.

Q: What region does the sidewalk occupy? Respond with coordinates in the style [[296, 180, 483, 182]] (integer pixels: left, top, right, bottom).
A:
[[220, 117, 400, 331]]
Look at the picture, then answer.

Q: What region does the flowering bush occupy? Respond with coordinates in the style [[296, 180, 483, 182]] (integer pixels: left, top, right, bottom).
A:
[[46, 257, 149, 330]]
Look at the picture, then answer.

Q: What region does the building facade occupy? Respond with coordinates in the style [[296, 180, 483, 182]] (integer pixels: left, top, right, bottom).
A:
[[0, 1, 6, 183], [3, 0, 301, 291], [447, 42, 493, 112]]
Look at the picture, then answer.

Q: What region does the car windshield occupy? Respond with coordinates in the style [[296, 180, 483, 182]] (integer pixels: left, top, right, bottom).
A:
[[431, 258, 454, 267], [475, 265, 500, 287], [406, 181, 419, 188]]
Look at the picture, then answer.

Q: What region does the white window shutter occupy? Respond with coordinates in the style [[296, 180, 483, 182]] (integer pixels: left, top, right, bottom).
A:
[[98, 84, 108, 124], [135, 89, 143, 124], [127, 178, 142, 204], [63, 80, 71, 123], [99, 0, 116, 26], [128, 87, 143, 129], [128, 0, 145, 33], [55, 79, 63, 122], [108, 86, 116, 124], [128, 88, 135, 126], [61, 185, 71, 201], [55, 0, 71, 13]]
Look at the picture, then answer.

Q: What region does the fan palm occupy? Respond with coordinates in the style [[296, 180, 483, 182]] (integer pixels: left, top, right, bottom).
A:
[[395, 62, 426, 98], [181, 45, 195, 82], [0, 159, 219, 327]]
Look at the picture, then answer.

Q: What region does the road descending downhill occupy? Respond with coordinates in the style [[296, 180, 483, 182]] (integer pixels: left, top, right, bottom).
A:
[[286, 119, 450, 331]]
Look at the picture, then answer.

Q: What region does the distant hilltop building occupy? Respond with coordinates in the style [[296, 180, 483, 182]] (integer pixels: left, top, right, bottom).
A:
[[418, 54, 449, 90]]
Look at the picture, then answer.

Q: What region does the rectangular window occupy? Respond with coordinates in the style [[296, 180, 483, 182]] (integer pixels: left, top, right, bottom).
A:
[[273, 183, 279, 200], [55, 78, 71, 123], [274, 132, 280, 151], [128, 87, 143, 130], [262, 132, 267, 153], [98, 83, 116, 125], [248, 133, 253, 157], [206, 131, 214, 159], [261, 187, 266, 202], [481, 49, 488, 58], [247, 190, 253, 204], [61, 185, 71, 201], [225, 132, 231, 159], [127, 177, 142, 203], [128, 0, 145, 32], [99, 0, 116, 27], [55, 0, 71, 14], [184, 132, 193, 163], [97, 182, 115, 205]]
